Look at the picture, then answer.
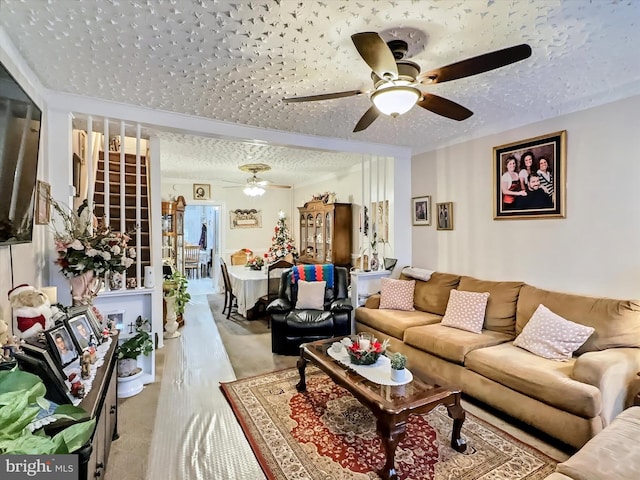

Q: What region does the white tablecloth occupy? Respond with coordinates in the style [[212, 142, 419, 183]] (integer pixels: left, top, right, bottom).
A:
[[228, 265, 267, 316]]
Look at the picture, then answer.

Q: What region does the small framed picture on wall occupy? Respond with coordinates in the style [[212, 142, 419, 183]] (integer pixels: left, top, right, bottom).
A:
[[412, 196, 431, 226], [436, 202, 454, 231], [35, 180, 51, 225], [193, 183, 211, 200]]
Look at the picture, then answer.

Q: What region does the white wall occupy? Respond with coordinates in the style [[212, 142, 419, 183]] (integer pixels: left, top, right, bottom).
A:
[[412, 94, 640, 299]]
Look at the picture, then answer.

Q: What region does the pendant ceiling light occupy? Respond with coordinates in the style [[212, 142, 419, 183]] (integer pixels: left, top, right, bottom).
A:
[[243, 184, 265, 196]]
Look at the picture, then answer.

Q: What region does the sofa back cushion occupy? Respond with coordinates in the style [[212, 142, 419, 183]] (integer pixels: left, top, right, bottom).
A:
[[402, 271, 460, 315], [458, 276, 523, 337], [516, 284, 640, 353]]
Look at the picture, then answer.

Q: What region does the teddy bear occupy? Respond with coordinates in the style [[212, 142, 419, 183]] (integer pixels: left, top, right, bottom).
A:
[[0, 318, 8, 347], [7, 284, 54, 339]]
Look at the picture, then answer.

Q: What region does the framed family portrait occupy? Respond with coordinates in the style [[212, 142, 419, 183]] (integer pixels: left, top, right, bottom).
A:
[[35, 180, 51, 225], [493, 130, 566, 219], [193, 183, 211, 200], [412, 196, 431, 226], [436, 202, 454, 230], [44, 324, 79, 369]]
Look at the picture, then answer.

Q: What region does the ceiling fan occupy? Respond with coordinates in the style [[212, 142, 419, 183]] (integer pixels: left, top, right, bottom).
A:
[[283, 32, 532, 132], [224, 163, 291, 196]]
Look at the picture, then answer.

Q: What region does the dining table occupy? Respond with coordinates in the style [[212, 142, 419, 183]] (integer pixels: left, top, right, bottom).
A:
[[227, 264, 268, 317]]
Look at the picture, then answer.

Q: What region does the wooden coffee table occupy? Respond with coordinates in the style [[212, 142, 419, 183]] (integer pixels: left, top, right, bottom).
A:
[[297, 337, 467, 480]]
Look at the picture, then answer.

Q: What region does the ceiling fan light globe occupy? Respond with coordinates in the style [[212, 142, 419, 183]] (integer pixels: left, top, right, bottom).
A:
[[243, 185, 265, 197], [371, 86, 420, 116]]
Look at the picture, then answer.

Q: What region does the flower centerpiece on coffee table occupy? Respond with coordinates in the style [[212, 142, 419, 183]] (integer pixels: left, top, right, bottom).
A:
[[347, 334, 389, 365]]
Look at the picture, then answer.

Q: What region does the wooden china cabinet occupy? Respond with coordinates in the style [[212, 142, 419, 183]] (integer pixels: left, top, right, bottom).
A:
[[161, 196, 186, 274], [298, 200, 352, 268]]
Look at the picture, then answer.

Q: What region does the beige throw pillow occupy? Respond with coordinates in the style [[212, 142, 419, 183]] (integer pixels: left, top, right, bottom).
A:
[[441, 290, 490, 334], [514, 304, 595, 361], [295, 280, 326, 310], [379, 278, 415, 311]]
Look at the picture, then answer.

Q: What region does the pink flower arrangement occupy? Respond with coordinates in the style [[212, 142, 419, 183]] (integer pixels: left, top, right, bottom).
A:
[[50, 198, 136, 278]]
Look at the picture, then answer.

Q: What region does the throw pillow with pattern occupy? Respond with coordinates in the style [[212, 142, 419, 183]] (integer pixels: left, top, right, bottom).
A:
[[441, 289, 490, 334], [379, 278, 415, 311], [514, 304, 595, 361]]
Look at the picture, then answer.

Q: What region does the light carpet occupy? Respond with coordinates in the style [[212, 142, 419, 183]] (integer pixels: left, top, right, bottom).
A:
[[222, 367, 559, 480]]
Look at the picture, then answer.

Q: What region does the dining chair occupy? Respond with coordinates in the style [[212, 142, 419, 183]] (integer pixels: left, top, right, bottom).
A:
[[230, 249, 249, 266], [220, 259, 237, 319], [258, 259, 294, 328], [184, 245, 201, 278]]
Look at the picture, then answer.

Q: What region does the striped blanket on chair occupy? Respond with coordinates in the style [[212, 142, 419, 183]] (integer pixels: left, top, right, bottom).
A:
[[291, 264, 334, 288]]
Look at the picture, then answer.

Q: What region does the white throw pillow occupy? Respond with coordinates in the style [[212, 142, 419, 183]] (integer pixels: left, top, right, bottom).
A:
[[295, 280, 326, 310], [514, 304, 595, 361], [379, 278, 415, 311], [441, 290, 490, 334]]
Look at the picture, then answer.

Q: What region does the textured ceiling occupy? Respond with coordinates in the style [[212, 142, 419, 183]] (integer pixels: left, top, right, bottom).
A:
[[2, 0, 640, 184], [157, 132, 364, 186]]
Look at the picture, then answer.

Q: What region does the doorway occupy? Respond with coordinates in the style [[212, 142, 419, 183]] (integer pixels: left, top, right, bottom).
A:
[[184, 204, 221, 293]]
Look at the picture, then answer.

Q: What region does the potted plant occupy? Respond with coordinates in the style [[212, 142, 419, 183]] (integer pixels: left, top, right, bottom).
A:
[[163, 270, 191, 327], [117, 316, 153, 377], [0, 368, 95, 454], [389, 352, 408, 382]]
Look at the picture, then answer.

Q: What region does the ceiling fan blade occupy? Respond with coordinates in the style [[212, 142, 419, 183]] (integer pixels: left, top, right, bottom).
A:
[[351, 32, 398, 80], [353, 106, 380, 132], [283, 90, 365, 103], [418, 44, 532, 84], [417, 93, 473, 121], [266, 184, 292, 190]]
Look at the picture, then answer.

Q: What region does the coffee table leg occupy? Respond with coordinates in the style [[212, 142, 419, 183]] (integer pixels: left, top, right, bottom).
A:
[[295, 351, 307, 392], [376, 418, 406, 480], [445, 394, 467, 453]]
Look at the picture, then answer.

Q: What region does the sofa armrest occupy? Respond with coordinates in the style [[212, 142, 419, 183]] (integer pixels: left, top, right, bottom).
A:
[[572, 348, 640, 425], [267, 297, 293, 313], [330, 299, 353, 313], [364, 294, 381, 309]]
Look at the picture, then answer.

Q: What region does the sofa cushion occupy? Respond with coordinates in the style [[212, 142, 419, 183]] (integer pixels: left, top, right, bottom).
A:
[[356, 307, 441, 340], [513, 304, 595, 361], [404, 324, 513, 364], [465, 343, 601, 418], [516, 284, 640, 354], [555, 407, 640, 480], [403, 271, 460, 315], [379, 278, 415, 311], [458, 276, 523, 336], [441, 290, 490, 334]]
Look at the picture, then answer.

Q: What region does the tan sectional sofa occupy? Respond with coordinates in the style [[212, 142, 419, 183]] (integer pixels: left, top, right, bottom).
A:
[[355, 272, 640, 449]]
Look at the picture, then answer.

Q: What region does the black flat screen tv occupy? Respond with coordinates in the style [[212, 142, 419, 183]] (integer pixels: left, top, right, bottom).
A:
[[0, 61, 42, 246]]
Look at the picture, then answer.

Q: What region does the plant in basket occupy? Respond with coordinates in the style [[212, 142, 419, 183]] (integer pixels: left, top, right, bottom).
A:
[[347, 335, 389, 365]]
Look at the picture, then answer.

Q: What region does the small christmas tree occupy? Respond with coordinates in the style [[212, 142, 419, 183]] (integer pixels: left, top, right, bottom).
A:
[[267, 212, 298, 263]]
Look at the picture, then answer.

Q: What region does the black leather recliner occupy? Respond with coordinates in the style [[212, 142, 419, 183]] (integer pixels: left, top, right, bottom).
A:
[[266, 266, 353, 355]]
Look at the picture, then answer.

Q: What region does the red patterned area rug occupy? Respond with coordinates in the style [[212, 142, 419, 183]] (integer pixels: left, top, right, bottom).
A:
[[221, 367, 558, 480]]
